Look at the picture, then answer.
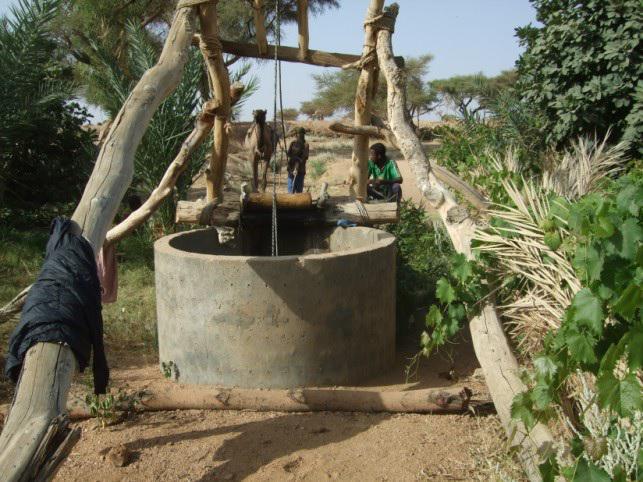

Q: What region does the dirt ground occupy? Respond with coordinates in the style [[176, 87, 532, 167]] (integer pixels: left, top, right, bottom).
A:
[[6, 127, 524, 481]]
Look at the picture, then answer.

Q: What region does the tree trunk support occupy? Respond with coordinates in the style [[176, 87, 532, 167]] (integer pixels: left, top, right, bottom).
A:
[[296, 0, 309, 61], [350, 0, 384, 201], [0, 6, 199, 478], [253, 0, 268, 55], [375, 5, 553, 481], [199, 2, 231, 203]]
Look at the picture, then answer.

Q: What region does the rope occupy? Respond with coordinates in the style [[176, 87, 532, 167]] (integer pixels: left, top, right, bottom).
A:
[[270, 0, 283, 257]]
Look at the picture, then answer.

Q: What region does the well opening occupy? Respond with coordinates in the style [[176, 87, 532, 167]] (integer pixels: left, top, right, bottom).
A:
[[155, 226, 396, 388]]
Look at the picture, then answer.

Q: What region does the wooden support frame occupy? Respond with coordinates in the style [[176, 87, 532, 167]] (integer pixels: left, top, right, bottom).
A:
[[296, 0, 309, 61], [350, 0, 384, 201], [253, 0, 268, 55], [198, 2, 232, 203]]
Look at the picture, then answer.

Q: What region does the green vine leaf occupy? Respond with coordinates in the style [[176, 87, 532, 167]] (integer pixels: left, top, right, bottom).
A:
[[570, 288, 604, 336], [435, 278, 456, 304], [572, 459, 611, 482], [596, 372, 642, 417]]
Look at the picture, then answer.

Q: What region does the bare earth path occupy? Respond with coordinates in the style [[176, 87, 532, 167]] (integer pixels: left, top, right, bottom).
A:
[[45, 134, 523, 480]]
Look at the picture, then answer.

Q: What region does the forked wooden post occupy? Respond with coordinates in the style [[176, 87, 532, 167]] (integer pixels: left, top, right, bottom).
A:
[[296, 0, 309, 61], [253, 0, 268, 55], [199, 2, 232, 203], [350, 0, 384, 200], [0, 5, 199, 479], [375, 4, 553, 481]]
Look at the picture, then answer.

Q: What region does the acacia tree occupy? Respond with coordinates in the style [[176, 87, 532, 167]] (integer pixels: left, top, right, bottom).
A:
[[300, 55, 436, 119], [516, 0, 642, 154]]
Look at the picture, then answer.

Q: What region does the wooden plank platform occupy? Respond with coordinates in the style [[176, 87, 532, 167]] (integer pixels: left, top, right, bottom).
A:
[[176, 193, 399, 227]]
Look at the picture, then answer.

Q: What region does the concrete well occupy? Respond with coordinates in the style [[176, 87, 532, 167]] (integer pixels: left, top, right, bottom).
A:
[[154, 225, 396, 388]]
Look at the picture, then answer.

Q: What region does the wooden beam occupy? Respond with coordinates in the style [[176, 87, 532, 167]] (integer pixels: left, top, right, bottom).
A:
[[375, 5, 553, 481], [329, 122, 386, 139], [199, 3, 231, 203], [297, 0, 309, 61], [176, 197, 399, 227], [253, 0, 268, 55], [350, 0, 384, 201], [221, 39, 369, 68], [245, 192, 313, 211]]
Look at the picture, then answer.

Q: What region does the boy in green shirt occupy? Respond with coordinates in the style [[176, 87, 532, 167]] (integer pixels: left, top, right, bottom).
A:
[[367, 143, 403, 202]]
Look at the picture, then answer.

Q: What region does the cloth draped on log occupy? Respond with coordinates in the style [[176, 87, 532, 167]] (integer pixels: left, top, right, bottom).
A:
[[97, 243, 117, 303], [5, 217, 109, 394]]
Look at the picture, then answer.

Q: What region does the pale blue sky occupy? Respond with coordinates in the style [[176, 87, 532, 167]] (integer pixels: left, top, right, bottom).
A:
[[1, 0, 537, 121]]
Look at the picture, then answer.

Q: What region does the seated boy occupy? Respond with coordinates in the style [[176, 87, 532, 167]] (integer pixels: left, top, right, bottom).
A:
[[367, 143, 402, 202]]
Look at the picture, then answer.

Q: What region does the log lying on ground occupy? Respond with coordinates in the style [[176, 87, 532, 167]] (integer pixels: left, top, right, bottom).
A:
[[0, 5, 199, 480], [375, 5, 553, 481], [64, 384, 476, 418], [329, 122, 387, 139]]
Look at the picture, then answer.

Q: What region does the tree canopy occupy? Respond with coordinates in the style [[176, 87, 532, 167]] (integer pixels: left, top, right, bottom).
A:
[[431, 71, 517, 120], [300, 55, 437, 120], [0, 0, 94, 207], [516, 0, 642, 154]]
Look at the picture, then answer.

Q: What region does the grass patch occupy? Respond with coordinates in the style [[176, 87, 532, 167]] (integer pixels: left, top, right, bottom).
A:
[[308, 152, 334, 180], [0, 226, 158, 359]]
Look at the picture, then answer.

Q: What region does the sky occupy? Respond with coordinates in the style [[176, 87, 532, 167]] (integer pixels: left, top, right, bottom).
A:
[[0, 0, 537, 121]]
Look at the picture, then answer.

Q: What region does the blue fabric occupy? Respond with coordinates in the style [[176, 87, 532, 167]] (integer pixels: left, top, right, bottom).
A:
[[5, 217, 109, 394], [287, 172, 305, 193], [337, 219, 357, 228]]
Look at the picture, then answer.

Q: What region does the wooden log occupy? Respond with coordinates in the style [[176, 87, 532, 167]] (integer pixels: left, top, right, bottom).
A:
[[64, 385, 475, 417], [0, 6, 199, 479], [375, 5, 553, 481], [350, 0, 384, 201], [175, 198, 220, 224], [176, 197, 398, 227], [253, 0, 268, 55], [220, 39, 404, 69], [199, 3, 231, 203], [245, 192, 313, 211], [0, 284, 31, 325], [329, 122, 386, 139], [296, 0, 309, 61], [0, 343, 78, 481]]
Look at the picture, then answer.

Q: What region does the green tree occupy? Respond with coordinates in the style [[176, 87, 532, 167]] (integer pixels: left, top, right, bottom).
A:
[[516, 0, 642, 154], [57, 0, 339, 113], [0, 0, 95, 207], [431, 72, 516, 120], [300, 55, 436, 119]]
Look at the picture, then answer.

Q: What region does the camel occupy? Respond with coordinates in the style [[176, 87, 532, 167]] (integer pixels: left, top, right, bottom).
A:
[[244, 109, 275, 192]]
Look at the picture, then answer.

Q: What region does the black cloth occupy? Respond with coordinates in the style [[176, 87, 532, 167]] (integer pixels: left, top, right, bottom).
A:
[[5, 217, 109, 394]]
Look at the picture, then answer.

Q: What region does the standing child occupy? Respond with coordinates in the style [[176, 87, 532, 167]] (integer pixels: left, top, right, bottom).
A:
[[287, 127, 310, 193]]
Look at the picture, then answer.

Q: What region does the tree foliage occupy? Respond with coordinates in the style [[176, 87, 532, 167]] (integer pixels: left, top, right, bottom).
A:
[[431, 70, 517, 120], [0, 0, 95, 207], [57, 0, 339, 113], [516, 0, 642, 154], [300, 55, 437, 119]]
